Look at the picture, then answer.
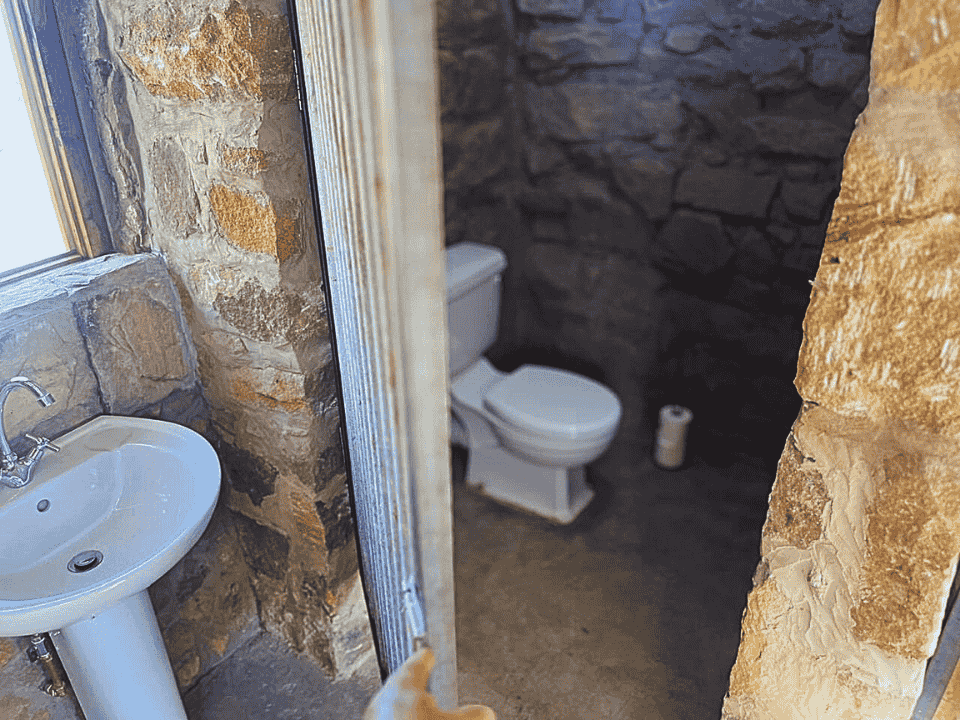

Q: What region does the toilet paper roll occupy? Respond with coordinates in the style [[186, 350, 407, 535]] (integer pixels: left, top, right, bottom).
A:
[[654, 405, 693, 469]]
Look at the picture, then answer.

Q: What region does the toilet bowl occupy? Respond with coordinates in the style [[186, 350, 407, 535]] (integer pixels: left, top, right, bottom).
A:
[[450, 358, 620, 524], [445, 242, 623, 524]]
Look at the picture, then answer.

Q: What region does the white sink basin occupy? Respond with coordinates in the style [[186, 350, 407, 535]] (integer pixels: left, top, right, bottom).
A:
[[0, 415, 221, 636]]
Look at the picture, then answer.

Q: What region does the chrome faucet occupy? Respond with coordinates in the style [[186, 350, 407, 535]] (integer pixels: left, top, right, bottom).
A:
[[0, 377, 59, 488]]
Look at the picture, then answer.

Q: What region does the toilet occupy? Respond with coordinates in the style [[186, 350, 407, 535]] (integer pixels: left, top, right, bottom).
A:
[[446, 242, 622, 524]]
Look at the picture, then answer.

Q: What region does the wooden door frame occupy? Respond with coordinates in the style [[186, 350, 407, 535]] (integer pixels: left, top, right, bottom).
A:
[[289, 0, 457, 708]]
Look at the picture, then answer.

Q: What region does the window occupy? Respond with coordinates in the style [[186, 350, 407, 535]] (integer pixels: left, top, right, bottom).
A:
[[0, 0, 114, 282], [0, 16, 66, 274]]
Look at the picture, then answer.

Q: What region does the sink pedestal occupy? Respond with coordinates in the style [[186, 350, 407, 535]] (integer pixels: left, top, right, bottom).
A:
[[50, 589, 187, 720]]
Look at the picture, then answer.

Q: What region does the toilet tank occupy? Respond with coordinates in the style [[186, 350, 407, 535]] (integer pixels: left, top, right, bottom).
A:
[[445, 242, 508, 376]]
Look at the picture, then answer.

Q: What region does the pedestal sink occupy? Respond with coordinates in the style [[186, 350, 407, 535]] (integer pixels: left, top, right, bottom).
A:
[[0, 415, 221, 720]]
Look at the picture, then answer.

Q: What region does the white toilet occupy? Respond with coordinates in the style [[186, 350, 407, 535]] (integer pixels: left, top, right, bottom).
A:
[[446, 242, 622, 524]]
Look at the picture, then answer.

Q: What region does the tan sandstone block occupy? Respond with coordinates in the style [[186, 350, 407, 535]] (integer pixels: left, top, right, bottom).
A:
[[119, 4, 294, 102], [210, 184, 299, 262], [727, 402, 960, 716]]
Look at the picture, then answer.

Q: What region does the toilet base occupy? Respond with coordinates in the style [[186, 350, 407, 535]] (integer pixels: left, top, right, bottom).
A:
[[465, 445, 594, 524]]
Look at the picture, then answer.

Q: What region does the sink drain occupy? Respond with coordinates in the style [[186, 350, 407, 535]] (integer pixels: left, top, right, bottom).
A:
[[67, 550, 103, 573]]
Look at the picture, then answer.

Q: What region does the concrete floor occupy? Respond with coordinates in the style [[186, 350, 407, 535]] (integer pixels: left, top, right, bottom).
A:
[[182, 631, 380, 720], [177, 440, 771, 719], [452, 444, 771, 720], [11, 441, 771, 720]]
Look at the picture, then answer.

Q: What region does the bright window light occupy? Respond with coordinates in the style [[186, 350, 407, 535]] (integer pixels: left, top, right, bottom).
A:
[[0, 28, 66, 274]]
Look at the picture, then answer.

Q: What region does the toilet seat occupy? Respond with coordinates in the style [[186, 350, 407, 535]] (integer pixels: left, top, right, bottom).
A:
[[483, 365, 621, 443]]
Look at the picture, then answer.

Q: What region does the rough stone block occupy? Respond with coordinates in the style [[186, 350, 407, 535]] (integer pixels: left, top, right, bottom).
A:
[[209, 185, 299, 262], [798, 224, 828, 249], [517, 0, 583, 19], [540, 170, 618, 209], [437, 0, 506, 47], [232, 511, 291, 582], [516, 185, 570, 214], [681, 82, 760, 140], [524, 18, 637, 67], [735, 37, 805, 92], [0, 638, 16, 668], [765, 222, 797, 247], [654, 209, 734, 275], [460, 47, 507, 114], [725, 275, 773, 310], [731, 226, 778, 278], [442, 117, 510, 189], [119, 4, 294, 101], [524, 242, 664, 332], [641, 0, 712, 27], [746, 0, 832, 37], [461, 203, 528, 247], [0, 310, 102, 445], [150, 504, 261, 689], [808, 46, 868, 91], [442, 46, 507, 118], [217, 440, 279, 507], [79, 282, 195, 416], [149, 137, 200, 235], [328, 574, 380, 681], [839, 0, 881, 36], [210, 277, 328, 347], [532, 217, 569, 242], [314, 491, 355, 553], [778, 180, 838, 221], [596, 0, 627, 22], [523, 137, 568, 176], [701, 147, 729, 166], [570, 202, 654, 255], [674, 165, 779, 219], [781, 243, 822, 274], [783, 161, 820, 181], [438, 48, 461, 118], [220, 145, 269, 175], [742, 115, 854, 158], [606, 143, 678, 221], [523, 82, 642, 141], [852, 71, 870, 110], [725, 408, 960, 718], [677, 47, 740, 85], [615, 1, 647, 40], [768, 196, 791, 226], [664, 25, 711, 54], [637, 29, 675, 78]]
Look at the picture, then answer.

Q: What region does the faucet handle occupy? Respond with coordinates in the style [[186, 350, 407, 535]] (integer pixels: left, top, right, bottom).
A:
[[25, 434, 59, 453]]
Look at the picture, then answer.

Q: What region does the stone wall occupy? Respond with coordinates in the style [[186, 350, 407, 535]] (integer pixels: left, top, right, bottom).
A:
[[440, 0, 881, 467], [0, 254, 219, 719], [724, 0, 960, 716], [54, 0, 376, 693]]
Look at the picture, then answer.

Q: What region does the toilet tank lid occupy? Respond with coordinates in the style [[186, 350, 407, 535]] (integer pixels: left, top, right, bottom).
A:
[[446, 243, 507, 300], [483, 365, 622, 441]]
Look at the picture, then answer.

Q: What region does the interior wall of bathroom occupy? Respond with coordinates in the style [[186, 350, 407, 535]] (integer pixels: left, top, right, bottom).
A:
[[440, 0, 881, 469], [0, 0, 379, 711]]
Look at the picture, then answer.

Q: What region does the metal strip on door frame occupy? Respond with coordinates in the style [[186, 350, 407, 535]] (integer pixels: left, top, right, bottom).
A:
[[289, 0, 457, 708]]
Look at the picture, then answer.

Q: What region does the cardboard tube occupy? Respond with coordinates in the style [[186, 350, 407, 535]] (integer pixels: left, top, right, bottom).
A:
[[654, 405, 693, 469]]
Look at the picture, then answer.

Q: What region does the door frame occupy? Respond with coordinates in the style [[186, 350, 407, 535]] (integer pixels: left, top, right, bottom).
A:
[[289, 0, 457, 708]]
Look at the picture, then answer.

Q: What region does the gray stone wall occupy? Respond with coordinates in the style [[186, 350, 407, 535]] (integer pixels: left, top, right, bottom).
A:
[[440, 0, 881, 468]]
